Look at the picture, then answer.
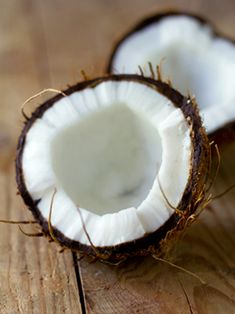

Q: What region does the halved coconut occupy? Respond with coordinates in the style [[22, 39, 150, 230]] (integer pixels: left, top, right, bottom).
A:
[[108, 12, 235, 140], [16, 75, 209, 261]]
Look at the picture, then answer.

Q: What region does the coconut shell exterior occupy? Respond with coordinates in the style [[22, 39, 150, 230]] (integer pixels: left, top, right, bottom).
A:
[[16, 74, 209, 262], [107, 11, 235, 142]]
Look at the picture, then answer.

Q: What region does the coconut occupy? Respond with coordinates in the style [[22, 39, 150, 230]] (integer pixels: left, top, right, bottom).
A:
[[108, 12, 235, 141], [16, 75, 209, 262]]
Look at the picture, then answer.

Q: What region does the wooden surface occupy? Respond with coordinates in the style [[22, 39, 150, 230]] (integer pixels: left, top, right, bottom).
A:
[[0, 1, 235, 313]]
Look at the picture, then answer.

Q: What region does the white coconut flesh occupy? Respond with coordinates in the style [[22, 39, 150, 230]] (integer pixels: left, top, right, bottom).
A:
[[22, 80, 192, 247], [111, 16, 235, 134]]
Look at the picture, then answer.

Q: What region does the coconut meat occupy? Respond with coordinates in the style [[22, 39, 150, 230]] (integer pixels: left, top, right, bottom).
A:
[[111, 16, 235, 134], [22, 80, 192, 247]]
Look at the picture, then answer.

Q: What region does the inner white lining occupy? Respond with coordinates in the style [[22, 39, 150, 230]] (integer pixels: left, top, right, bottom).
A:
[[22, 80, 192, 246], [112, 16, 235, 133]]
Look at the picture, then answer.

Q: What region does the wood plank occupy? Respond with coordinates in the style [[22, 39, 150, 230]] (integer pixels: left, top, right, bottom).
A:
[[0, 167, 82, 314], [0, 1, 81, 313]]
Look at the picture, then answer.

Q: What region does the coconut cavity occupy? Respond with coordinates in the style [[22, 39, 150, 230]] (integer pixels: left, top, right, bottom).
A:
[[110, 15, 235, 133], [51, 104, 162, 215], [20, 78, 194, 247]]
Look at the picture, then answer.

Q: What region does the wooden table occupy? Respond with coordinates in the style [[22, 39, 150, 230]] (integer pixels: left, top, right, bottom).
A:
[[0, 1, 235, 313]]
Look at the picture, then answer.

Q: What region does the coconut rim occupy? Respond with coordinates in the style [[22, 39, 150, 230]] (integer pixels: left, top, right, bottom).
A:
[[16, 74, 209, 260], [106, 11, 218, 73], [107, 11, 235, 139]]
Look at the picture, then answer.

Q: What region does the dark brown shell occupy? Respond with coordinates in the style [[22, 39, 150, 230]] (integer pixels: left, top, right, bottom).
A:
[[107, 11, 235, 141], [16, 74, 209, 262]]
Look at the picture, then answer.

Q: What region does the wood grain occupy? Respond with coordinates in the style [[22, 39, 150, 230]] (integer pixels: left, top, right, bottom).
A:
[[1, 0, 235, 313], [0, 1, 81, 313]]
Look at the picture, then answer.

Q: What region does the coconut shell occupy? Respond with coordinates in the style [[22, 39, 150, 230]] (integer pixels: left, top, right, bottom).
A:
[[107, 11, 235, 143], [16, 74, 209, 262]]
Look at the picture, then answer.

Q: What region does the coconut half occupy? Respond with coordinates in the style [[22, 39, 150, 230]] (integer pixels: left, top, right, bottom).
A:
[[16, 75, 209, 261], [108, 12, 235, 139]]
